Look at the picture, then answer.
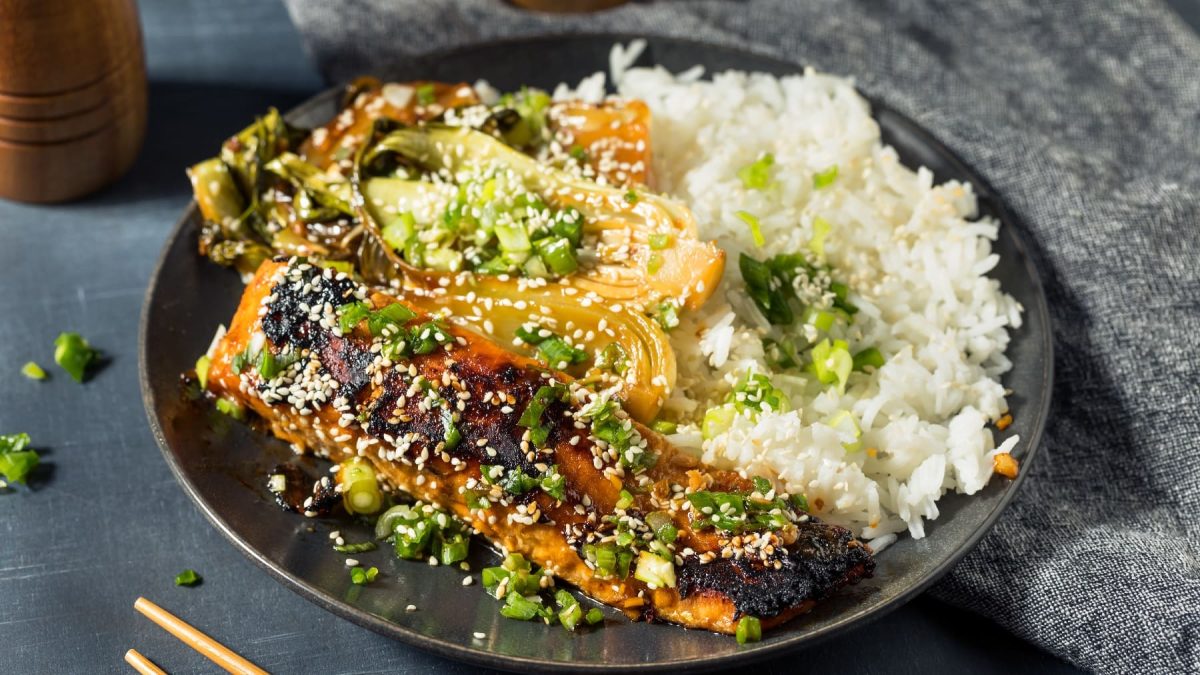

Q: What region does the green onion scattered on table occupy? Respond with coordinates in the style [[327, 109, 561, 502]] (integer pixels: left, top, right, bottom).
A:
[[174, 569, 202, 587], [21, 362, 46, 380], [0, 433, 38, 486], [54, 332, 98, 382]]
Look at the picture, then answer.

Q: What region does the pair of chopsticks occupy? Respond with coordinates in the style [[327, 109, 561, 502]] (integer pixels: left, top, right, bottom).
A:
[[126, 597, 268, 675]]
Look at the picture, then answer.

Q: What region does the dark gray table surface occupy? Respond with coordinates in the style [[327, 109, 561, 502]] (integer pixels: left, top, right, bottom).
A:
[[12, 0, 1195, 672]]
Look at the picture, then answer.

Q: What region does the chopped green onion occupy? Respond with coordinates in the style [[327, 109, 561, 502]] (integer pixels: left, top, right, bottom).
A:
[[334, 541, 378, 554], [500, 591, 544, 621], [809, 216, 832, 261], [624, 190, 639, 204], [416, 84, 435, 105], [752, 477, 773, 495], [853, 347, 885, 371], [194, 355, 210, 388], [539, 466, 566, 501], [533, 236, 578, 276], [441, 409, 461, 451], [647, 253, 663, 275], [586, 608, 604, 625], [656, 302, 680, 331], [556, 590, 584, 630], [595, 343, 629, 375], [728, 369, 789, 414], [21, 362, 45, 381], [633, 550, 677, 588], [646, 511, 679, 544], [53, 332, 97, 382], [822, 409, 863, 452], [174, 569, 202, 587], [350, 566, 379, 585], [829, 281, 858, 315], [762, 338, 802, 370], [738, 253, 793, 325], [338, 301, 373, 334], [339, 459, 384, 515], [801, 306, 836, 333], [569, 145, 588, 161], [810, 338, 853, 393], [0, 433, 38, 486], [515, 324, 545, 345], [615, 489, 634, 510], [231, 348, 251, 374], [536, 336, 588, 368], [648, 233, 672, 250], [736, 210, 765, 247], [790, 493, 810, 512], [438, 532, 470, 565], [737, 153, 774, 190], [215, 398, 245, 421], [702, 405, 736, 440], [649, 419, 677, 435], [518, 383, 568, 446], [257, 349, 300, 380], [368, 303, 418, 336], [812, 165, 838, 189], [736, 616, 762, 644]]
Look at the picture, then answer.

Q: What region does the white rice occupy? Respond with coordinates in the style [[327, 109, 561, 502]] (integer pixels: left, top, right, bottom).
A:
[[557, 42, 1023, 543]]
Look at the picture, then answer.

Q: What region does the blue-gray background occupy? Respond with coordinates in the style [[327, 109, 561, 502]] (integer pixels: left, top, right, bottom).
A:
[[3, 1, 1197, 672]]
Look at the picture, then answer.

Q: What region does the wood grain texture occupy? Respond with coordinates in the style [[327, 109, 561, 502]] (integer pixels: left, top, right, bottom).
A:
[[0, 0, 146, 202]]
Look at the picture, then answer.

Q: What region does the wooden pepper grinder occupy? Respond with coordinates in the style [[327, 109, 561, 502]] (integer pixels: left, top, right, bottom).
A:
[[0, 0, 147, 203]]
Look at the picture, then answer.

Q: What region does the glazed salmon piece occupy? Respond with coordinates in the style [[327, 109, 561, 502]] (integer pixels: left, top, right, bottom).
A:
[[206, 258, 873, 634]]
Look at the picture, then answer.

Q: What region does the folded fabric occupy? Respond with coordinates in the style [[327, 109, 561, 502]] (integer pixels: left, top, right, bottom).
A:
[[281, 1, 1200, 672]]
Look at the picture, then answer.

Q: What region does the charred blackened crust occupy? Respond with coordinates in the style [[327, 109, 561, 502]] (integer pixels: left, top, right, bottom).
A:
[[676, 521, 875, 619]]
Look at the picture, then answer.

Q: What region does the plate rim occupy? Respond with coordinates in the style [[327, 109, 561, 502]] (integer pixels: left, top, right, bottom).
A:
[[138, 32, 1054, 673]]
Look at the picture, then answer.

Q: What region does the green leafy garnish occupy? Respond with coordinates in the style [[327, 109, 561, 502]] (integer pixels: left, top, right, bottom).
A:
[[21, 362, 45, 380], [215, 398, 245, 421], [174, 569, 202, 587], [579, 395, 654, 473], [736, 210, 765, 247], [852, 347, 885, 371], [350, 566, 379, 585], [737, 153, 775, 190], [686, 488, 793, 534], [378, 502, 470, 565], [729, 369, 789, 414], [416, 84, 436, 105], [655, 302, 680, 331], [0, 433, 38, 486], [516, 328, 587, 369], [809, 216, 832, 261], [194, 355, 211, 388], [810, 338, 853, 393], [736, 616, 762, 644], [518, 383, 568, 447], [54, 332, 97, 382], [649, 419, 677, 435], [812, 165, 839, 189]]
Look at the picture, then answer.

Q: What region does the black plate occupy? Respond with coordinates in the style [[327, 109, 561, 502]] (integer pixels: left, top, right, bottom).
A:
[[139, 34, 1052, 673]]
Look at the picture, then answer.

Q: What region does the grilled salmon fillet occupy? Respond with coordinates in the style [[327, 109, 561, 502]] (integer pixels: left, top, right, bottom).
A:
[[206, 258, 873, 634]]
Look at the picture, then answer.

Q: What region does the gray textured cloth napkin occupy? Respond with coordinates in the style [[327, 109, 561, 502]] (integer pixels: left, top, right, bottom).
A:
[[280, 1, 1200, 672]]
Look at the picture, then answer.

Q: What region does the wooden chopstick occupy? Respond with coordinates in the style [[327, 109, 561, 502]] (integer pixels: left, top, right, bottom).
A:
[[133, 597, 269, 675], [124, 649, 167, 675]]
